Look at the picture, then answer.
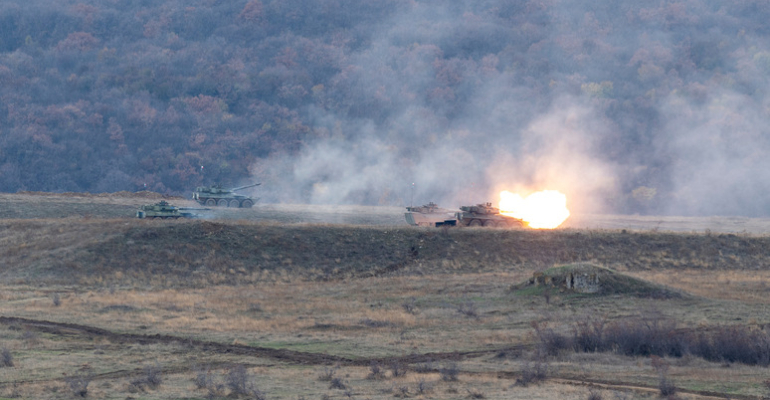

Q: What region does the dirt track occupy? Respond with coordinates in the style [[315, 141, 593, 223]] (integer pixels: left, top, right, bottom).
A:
[[0, 316, 756, 400]]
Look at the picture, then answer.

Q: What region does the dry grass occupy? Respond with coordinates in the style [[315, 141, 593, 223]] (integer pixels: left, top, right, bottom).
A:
[[1, 193, 770, 399]]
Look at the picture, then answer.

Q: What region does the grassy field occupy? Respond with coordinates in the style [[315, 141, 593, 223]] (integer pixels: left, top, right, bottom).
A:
[[1, 192, 770, 399]]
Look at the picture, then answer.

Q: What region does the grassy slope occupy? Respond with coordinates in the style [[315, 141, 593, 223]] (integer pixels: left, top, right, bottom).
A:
[[2, 193, 770, 399], [2, 218, 769, 287]]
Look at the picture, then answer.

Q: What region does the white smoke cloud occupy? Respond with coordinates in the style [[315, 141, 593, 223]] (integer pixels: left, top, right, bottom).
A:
[[658, 88, 770, 216], [248, 1, 770, 218], [487, 98, 618, 215], [248, 3, 622, 212]]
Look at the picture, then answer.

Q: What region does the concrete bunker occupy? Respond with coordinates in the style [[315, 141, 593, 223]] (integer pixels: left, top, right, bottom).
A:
[[529, 265, 601, 294]]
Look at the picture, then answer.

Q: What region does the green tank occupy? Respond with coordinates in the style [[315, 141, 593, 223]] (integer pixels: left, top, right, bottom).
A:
[[192, 182, 261, 208], [456, 202, 524, 228], [136, 201, 205, 219]]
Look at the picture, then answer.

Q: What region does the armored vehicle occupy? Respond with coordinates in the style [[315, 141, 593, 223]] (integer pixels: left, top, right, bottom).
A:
[[456, 202, 524, 228], [192, 183, 261, 208], [136, 201, 207, 219], [404, 202, 458, 227]]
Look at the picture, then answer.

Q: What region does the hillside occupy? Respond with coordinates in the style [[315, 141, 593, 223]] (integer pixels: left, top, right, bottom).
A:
[[3, 193, 770, 398], [2, 1, 770, 215], [4, 215, 770, 288]]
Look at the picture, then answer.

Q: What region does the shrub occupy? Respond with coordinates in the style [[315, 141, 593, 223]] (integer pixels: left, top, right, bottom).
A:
[[52, 293, 61, 307], [587, 388, 603, 400], [467, 389, 485, 399], [389, 360, 407, 378], [225, 364, 263, 398], [416, 379, 431, 395], [1, 347, 13, 367], [367, 361, 385, 380], [572, 316, 606, 353], [658, 375, 676, 397], [329, 377, 347, 390], [413, 360, 435, 373], [532, 321, 571, 357], [456, 301, 479, 319], [194, 365, 213, 389], [318, 365, 338, 381], [515, 360, 548, 387], [66, 374, 92, 398], [22, 330, 40, 346], [359, 318, 395, 328], [402, 297, 418, 315], [699, 325, 770, 366], [604, 317, 687, 358], [439, 363, 459, 382], [144, 363, 162, 388], [128, 363, 162, 392]]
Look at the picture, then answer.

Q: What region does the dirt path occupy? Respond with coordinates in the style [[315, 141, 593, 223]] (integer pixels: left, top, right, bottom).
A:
[[0, 316, 756, 399]]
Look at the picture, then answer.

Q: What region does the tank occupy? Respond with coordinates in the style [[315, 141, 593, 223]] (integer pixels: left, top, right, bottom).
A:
[[404, 202, 458, 227], [192, 183, 261, 208], [136, 201, 207, 219], [456, 202, 524, 228]]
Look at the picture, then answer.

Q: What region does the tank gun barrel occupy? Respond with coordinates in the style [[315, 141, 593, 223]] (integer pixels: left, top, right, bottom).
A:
[[230, 182, 261, 191]]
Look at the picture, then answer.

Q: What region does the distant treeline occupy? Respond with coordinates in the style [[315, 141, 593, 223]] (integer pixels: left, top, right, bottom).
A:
[[1, 0, 769, 213]]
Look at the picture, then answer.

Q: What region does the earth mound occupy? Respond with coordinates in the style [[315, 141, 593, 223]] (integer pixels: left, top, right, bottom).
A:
[[514, 264, 687, 299]]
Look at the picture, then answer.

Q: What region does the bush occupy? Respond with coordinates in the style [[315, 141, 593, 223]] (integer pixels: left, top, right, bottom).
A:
[[416, 379, 431, 395], [698, 326, 770, 366], [557, 315, 770, 367], [572, 316, 606, 353], [658, 375, 676, 397], [192, 365, 226, 400], [532, 321, 571, 357], [367, 361, 385, 380], [467, 389, 485, 399], [1, 347, 13, 367], [439, 363, 459, 382], [194, 365, 213, 389], [128, 362, 162, 392], [389, 360, 407, 378], [66, 374, 92, 398], [515, 360, 548, 387], [456, 301, 479, 319], [318, 365, 339, 381], [604, 317, 687, 358], [329, 377, 347, 390], [225, 364, 263, 398], [402, 297, 418, 315]]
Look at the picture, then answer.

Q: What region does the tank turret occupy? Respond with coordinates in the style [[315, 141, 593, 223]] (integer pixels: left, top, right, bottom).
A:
[[192, 183, 261, 208]]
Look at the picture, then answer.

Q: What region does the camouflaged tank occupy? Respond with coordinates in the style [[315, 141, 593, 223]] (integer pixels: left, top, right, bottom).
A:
[[136, 200, 206, 219], [456, 202, 524, 228], [192, 183, 261, 208]]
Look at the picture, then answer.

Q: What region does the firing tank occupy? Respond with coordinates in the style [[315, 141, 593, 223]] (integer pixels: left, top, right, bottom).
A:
[[192, 182, 261, 208], [456, 202, 524, 228], [136, 201, 207, 219], [404, 202, 458, 227]]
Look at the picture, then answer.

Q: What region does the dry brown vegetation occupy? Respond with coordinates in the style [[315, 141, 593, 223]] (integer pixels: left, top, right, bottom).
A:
[[1, 193, 770, 399]]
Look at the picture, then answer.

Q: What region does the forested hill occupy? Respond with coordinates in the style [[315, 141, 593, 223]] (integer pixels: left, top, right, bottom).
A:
[[2, 1, 770, 215]]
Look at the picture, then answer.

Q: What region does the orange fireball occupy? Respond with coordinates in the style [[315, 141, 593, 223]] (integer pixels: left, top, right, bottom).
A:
[[499, 190, 570, 229]]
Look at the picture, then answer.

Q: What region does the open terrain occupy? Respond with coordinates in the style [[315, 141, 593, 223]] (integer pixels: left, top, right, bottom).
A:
[[1, 192, 770, 399]]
